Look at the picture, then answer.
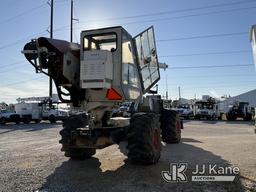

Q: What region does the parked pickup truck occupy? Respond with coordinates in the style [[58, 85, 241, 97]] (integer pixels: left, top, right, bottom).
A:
[[0, 110, 20, 125]]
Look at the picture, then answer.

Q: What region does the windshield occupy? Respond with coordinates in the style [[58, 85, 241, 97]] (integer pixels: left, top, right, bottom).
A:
[[196, 102, 214, 110], [83, 33, 117, 52]]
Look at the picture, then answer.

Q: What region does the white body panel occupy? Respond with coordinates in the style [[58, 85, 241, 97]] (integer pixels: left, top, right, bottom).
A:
[[80, 50, 113, 89], [216, 102, 230, 116], [15, 103, 42, 120], [42, 108, 69, 118]]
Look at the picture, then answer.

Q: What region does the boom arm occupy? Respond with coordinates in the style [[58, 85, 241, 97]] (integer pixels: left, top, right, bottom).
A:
[[22, 38, 85, 106]]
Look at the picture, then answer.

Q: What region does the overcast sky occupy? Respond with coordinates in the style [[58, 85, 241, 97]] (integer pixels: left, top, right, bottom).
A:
[[0, 0, 256, 103]]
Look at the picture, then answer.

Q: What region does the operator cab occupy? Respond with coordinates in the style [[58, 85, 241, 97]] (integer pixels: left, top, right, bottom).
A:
[[80, 26, 160, 102], [22, 26, 160, 107]]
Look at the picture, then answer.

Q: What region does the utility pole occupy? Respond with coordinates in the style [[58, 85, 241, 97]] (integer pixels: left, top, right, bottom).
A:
[[165, 74, 168, 100], [178, 86, 181, 101], [49, 0, 53, 106], [70, 0, 78, 42], [70, 0, 73, 42]]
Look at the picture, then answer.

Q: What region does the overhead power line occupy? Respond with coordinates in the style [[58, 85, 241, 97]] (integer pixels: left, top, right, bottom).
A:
[[0, 3, 47, 25], [2, 77, 46, 87], [118, 6, 256, 26], [159, 50, 251, 57], [0, 60, 26, 68], [0, 1, 68, 25], [0, 64, 28, 74], [158, 74, 256, 80], [0, 30, 47, 51], [78, 0, 256, 23], [158, 80, 256, 87], [0, 4, 255, 52], [168, 64, 254, 69], [158, 77, 256, 86], [158, 32, 248, 42], [159, 83, 256, 90]]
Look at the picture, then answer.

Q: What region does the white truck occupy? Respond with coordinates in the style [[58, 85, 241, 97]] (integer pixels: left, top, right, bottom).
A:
[[215, 101, 229, 120], [15, 96, 69, 124], [15, 102, 43, 123], [42, 105, 69, 123], [0, 109, 20, 125], [175, 104, 194, 120], [217, 100, 252, 121], [194, 98, 217, 120]]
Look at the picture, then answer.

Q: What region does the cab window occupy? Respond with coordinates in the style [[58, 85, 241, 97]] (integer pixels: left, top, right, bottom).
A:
[[122, 32, 139, 87], [83, 33, 117, 52]]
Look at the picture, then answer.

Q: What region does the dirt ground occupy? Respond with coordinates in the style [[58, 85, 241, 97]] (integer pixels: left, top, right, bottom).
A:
[[0, 120, 255, 192]]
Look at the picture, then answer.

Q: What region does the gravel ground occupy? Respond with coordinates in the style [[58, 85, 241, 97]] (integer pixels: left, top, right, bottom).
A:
[[0, 120, 255, 192]]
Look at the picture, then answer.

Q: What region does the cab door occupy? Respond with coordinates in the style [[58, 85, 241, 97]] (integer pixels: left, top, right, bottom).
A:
[[133, 26, 160, 93]]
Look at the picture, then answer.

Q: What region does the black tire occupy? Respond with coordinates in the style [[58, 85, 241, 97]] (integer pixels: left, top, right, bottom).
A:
[[127, 113, 161, 165], [0, 117, 6, 125], [23, 119, 30, 124], [34, 119, 41, 123], [227, 113, 236, 121], [244, 114, 252, 121], [15, 119, 20, 124], [218, 113, 223, 120], [49, 115, 56, 123], [23, 116, 31, 124], [209, 115, 216, 121], [194, 115, 200, 120], [160, 109, 181, 143], [59, 114, 96, 160]]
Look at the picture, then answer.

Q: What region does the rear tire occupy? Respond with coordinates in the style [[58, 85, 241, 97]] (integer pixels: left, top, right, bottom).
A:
[[59, 114, 96, 160], [49, 115, 56, 123], [127, 113, 161, 165], [23, 118, 30, 124], [0, 117, 6, 125], [34, 119, 41, 123], [244, 114, 252, 121], [160, 109, 181, 143], [227, 113, 236, 121]]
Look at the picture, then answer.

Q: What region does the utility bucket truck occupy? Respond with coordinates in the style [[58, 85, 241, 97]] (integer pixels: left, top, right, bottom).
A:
[[22, 26, 182, 164], [194, 97, 217, 120], [15, 97, 47, 123], [15, 96, 69, 123], [225, 101, 252, 121]]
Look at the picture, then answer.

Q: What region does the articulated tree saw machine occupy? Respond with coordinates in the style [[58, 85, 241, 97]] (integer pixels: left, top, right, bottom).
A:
[[22, 26, 182, 164]]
